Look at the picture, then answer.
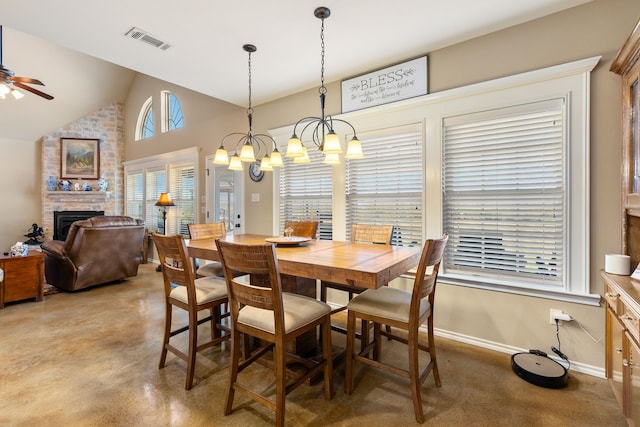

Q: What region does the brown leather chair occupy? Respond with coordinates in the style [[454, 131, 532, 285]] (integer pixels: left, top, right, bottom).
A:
[[41, 216, 145, 291], [153, 232, 230, 390], [284, 220, 318, 239], [344, 234, 448, 423], [187, 222, 226, 277], [215, 239, 333, 427]]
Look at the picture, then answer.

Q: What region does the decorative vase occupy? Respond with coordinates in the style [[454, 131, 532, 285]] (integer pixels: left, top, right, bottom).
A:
[[98, 177, 108, 191], [47, 176, 56, 191], [59, 180, 70, 191]]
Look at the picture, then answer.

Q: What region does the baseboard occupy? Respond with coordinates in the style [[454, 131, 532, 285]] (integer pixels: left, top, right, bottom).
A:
[[433, 327, 605, 379]]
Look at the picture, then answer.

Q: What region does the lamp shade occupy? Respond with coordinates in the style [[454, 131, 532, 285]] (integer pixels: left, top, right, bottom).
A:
[[322, 130, 342, 154], [270, 149, 284, 167], [286, 136, 304, 158], [155, 192, 175, 207], [228, 156, 244, 171], [345, 137, 364, 159], [213, 146, 230, 164]]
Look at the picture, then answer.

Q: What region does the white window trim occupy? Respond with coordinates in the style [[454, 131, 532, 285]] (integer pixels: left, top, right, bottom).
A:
[[270, 56, 600, 305], [135, 96, 153, 141]]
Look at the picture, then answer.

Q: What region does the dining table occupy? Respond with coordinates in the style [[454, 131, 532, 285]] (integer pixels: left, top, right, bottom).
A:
[[187, 233, 423, 356]]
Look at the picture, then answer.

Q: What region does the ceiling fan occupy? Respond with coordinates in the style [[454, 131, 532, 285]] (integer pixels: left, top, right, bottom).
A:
[[0, 25, 53, 100]]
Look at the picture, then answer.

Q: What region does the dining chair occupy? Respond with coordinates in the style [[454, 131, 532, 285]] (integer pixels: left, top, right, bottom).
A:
[[320, 223, 394, 341], [215, 239, 333, 427], [187, 222, 226, 278], [284, 220, 319, 239], [344, 234, 448, 423], [152, 232, 230, 390]]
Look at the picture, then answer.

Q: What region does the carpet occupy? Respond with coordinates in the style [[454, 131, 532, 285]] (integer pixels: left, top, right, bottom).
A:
[[43, 283, 62, 296]]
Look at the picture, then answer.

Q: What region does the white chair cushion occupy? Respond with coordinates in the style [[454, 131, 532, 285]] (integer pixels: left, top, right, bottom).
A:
[[195, 261, 224, 278], [238, 293, 331, 334], [347, 286, 430, 324], [169, 276, 227, 305]]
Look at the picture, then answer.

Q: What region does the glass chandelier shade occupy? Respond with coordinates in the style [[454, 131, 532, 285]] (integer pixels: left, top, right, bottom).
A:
[[286, 7, 364, 165], [214, 44, 281, 172]]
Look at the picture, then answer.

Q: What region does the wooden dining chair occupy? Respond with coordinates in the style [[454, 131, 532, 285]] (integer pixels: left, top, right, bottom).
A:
[[320, 223, 394, 341], [284, 220, 319, 239], [215, 239, 333, 427], [188, 222, 226, 278], [344, 234, 448, 423], [152, 232, 230, 390]]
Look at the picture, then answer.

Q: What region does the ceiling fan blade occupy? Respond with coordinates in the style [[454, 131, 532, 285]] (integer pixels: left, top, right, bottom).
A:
[[13, 81, 54, 100], [12, 76, 45, 86]]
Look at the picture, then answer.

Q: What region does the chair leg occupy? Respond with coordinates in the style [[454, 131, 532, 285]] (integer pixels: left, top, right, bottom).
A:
[[224, 328, 241, 416], [344, 310, 356, 395], [212, 306, 222, 339], [428, 317, 441, 387], [373, 322, 382, 361], [274, 341, 286, 427], [408, 328, 425, 423], [159, 303, 172, 369], [185, 308, 198, 390], [321, 317, 333, 400]]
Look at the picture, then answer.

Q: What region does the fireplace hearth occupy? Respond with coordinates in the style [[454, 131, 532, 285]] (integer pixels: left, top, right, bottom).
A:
[[53, 210, 104, 241]]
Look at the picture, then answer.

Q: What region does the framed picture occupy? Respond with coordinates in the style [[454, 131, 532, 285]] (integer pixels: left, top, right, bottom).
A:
[[60, 138, 100, 180]]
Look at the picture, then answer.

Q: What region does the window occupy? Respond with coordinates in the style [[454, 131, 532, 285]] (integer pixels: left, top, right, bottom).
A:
[[135, 97, 153, 141], [161, 90, 184, 133], [124, 148, 199, 236], [346, 124, 423, 246], [442, 99, 565, 289], [279, 147, 333, 239]]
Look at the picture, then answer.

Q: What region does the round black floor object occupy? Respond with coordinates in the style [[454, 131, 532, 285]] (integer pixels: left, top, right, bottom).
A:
[[511, 350, 568, 389]]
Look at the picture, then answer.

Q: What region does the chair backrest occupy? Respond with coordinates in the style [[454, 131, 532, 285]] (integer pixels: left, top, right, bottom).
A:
[[351, 224, 394, 245], [284, 220, 319, 239], [411, 234, 449, 318], [188, 222, 226, 240], [215, 239, 286, 334], [152, 232, 197, 299]]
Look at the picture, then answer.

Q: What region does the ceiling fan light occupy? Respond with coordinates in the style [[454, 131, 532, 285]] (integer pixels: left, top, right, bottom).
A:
[[322, 130, 342, 154], [228, 156, 244, 171], [270, 149, 284, 167], [213, 146, 230, 165], [0, 83, 10, 96], [345, 137, 364, 159], [10, 88, 24, 100], [286, 135, 304, 157], [240, 143, 256, 162]]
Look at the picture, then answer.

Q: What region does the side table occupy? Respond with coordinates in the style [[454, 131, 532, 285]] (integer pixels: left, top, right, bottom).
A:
[[0, 250, 45, 309]]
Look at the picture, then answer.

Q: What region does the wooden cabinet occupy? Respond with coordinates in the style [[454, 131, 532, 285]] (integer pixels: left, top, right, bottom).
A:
[[0, 251, 45, 309]]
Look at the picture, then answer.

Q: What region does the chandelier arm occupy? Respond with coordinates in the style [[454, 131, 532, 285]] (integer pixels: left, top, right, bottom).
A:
[[326, 117, 358, 137]]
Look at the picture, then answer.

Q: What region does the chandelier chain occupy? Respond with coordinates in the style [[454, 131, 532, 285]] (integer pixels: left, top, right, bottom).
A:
[[319, 16, 326, 95], [247, 49, 253, 116]]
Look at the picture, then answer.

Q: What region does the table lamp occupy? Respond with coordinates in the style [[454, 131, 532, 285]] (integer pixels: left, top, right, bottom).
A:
[[155, 192, 175, 272]]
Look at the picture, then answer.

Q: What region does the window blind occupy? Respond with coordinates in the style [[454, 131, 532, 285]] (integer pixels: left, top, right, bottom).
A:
[[145, 167, 166, 233], [346, 124, 423, 246], [442, 99, 565, 287], [279, 146, 333, 240], [125, 170, 144, 221], [169, 163, 195, 236]]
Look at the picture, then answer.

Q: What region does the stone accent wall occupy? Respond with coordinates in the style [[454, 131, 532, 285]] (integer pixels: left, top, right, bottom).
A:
[[41, 102, 125, 240]]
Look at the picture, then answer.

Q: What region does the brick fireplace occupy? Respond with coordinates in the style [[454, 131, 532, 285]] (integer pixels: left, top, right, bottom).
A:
[[40, 103, 125, 241]]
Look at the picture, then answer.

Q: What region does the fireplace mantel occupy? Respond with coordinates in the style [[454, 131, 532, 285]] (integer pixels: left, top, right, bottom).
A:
[[45, 191, 112, 202]]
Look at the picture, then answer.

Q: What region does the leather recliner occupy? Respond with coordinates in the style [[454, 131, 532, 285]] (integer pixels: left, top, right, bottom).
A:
[[41, 216, 146, 291]]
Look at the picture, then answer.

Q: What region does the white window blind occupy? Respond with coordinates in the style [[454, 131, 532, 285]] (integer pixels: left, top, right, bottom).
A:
[[279, 147, 333, 239], [442, 99, 565, 288], [125, 170, 144, 221], [145, 168, 166, 233], [169, 163, 195, 236], [346, 124, 423, 246]]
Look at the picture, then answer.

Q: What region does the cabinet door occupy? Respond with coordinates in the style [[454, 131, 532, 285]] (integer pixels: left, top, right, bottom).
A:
[[629, 333, 640, 426], [608, 307, 626, 409], [3, 256, 39, 302]]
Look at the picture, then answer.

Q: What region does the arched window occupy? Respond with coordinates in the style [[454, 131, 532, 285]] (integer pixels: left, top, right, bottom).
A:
[[135, 97, 154, 141], [161, 90, 184, 133]]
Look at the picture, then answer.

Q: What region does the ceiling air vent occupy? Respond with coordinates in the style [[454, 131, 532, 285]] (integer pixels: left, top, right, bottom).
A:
[[125, 27, 171, 51]]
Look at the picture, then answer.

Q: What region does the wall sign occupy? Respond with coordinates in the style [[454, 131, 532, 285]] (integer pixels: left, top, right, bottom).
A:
[[341, 56, 428, 113]]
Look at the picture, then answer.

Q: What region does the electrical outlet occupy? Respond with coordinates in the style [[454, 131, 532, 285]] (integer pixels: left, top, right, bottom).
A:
[[549, 309, 572, 324]]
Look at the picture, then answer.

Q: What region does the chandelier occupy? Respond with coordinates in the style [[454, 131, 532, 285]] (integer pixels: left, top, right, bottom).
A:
[[286, 7, 363, 165], [213, 44, 283, 171]]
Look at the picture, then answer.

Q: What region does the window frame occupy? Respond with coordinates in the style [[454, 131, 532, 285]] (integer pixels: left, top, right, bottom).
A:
[[135, 96, 153, 141], [161, 90, 184, 133], [271, 56, 600, 305]]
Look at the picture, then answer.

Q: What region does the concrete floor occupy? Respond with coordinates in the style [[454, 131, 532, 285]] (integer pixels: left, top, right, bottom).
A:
[[0, 263, 627, 426]]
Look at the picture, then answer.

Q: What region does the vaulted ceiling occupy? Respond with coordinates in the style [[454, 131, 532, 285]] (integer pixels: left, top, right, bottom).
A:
[[0, 0, 591, 141]]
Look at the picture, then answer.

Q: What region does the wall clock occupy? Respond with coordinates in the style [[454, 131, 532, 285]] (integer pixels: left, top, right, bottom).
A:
[[248, 162, 264, 182]]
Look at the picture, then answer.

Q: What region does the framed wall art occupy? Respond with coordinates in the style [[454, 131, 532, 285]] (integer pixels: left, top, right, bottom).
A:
[[60, 137, 100, 180]]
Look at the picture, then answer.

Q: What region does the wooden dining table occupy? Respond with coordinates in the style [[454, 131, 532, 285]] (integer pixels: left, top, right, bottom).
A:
[[187, 233, 423, 356]]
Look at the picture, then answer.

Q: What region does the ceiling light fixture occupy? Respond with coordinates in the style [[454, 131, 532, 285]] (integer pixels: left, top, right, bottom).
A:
[[213, 44, 283, 172], [286, 7, 364, 165]]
